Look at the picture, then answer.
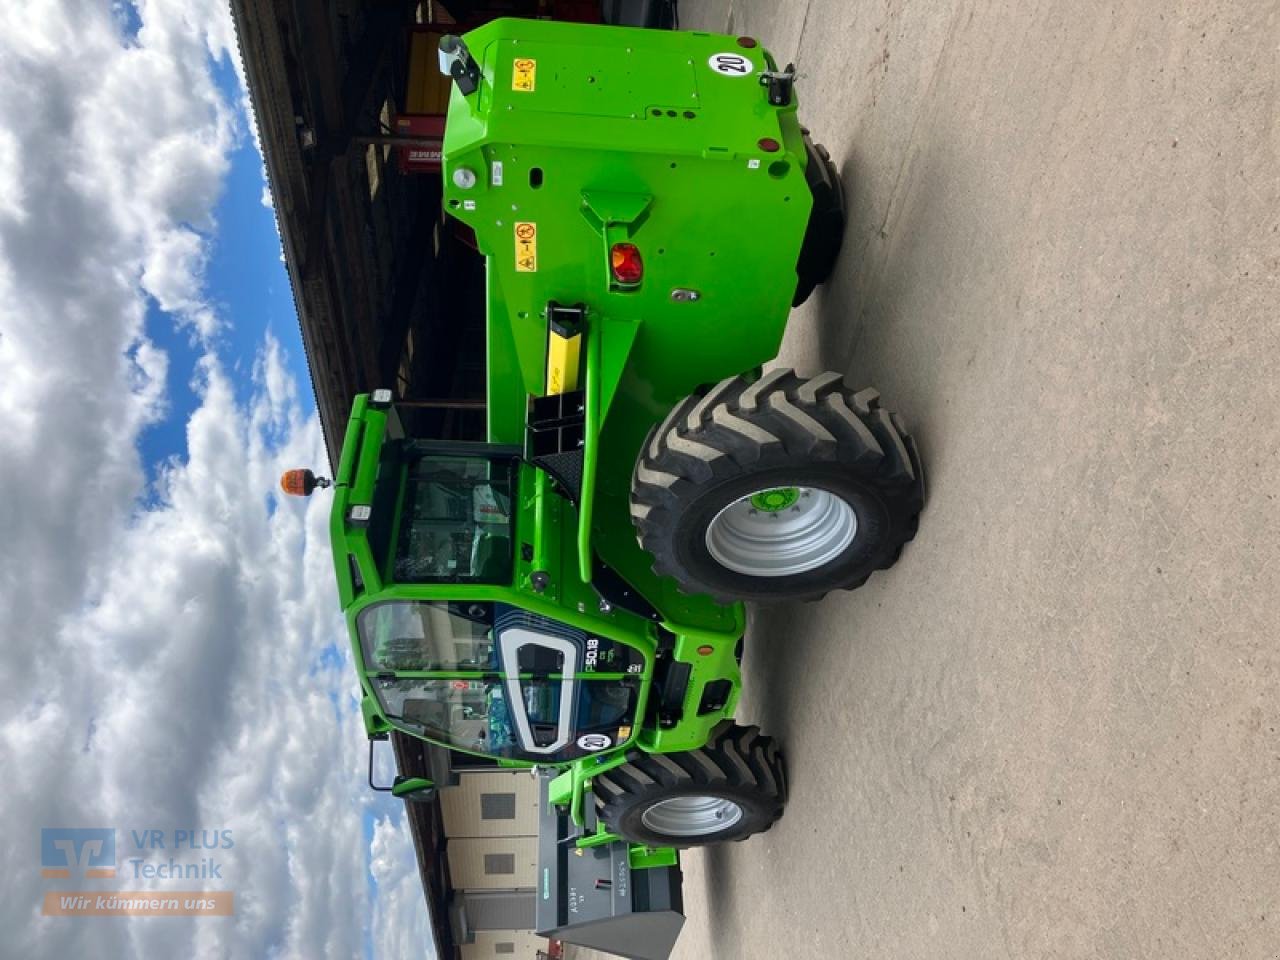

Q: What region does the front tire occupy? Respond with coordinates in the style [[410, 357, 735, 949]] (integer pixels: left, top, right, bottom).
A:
[[593, 722, 786, 847], [630, 369, 924, 603]]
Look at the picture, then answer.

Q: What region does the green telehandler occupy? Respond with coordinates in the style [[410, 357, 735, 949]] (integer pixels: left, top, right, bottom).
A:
[[287, 17, 924, 959]]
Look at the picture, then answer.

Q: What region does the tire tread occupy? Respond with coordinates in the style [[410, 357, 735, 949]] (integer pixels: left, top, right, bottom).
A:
[[631, 369, 925, 602], [593, 721, 788, 847]]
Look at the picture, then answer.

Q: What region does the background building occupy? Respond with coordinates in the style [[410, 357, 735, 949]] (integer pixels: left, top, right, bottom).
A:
[[392, 734, 553, 958], [439, 769, 544, 959], [233, 1, 523, 953]]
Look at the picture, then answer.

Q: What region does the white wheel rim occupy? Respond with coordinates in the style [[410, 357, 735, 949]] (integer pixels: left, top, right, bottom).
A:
[[640, 795, 745, 837], [705, 486, 857, 577]]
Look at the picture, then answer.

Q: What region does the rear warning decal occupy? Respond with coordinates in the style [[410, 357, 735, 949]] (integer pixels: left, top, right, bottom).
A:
[[512, 57, 537, 92], [515, 221, 537, 272]]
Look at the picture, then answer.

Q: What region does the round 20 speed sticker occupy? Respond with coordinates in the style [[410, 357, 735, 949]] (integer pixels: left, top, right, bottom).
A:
[[577, 733, 612, 752], [707, 52, 754, 76]]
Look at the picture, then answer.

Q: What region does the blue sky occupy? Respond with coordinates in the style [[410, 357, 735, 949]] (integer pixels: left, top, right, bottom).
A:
[[0, 3, 430, 957], [138, 55, 309, 479]]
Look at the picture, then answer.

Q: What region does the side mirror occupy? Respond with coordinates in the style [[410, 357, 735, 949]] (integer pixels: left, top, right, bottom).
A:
[[367, 738, 436, 802], [391, 776, 437, 803]]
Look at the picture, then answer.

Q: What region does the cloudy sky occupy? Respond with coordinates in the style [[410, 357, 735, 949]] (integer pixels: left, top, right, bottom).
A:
[[0, 1, 431, 957]]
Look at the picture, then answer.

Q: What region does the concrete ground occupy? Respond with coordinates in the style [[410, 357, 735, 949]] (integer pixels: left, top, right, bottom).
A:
[[580, 1, 1278, 957]]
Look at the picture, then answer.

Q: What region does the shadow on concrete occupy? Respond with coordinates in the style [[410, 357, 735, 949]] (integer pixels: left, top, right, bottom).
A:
[[742, 601, 826, 745], [811, 150, 945, 476], [693, 598, 836, 956], [696, 843, 737, 959], [693, 140, 955, 960]]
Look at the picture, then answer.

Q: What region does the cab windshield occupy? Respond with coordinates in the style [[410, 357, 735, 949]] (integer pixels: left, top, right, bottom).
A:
[[358, 600, 642, 762], [358, 600, 496, 672], [373, 676, 520, 755]]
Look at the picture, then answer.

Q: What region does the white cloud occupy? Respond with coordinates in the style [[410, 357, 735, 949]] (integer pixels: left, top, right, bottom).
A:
[[371, 815, 435, 960], [140, 226, 217, 331], [0, 2, 431, 959], [0, 126, 26, 222]]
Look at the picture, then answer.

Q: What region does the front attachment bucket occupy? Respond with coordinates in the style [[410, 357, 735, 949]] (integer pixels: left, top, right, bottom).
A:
[[535, 778, 684, 960]]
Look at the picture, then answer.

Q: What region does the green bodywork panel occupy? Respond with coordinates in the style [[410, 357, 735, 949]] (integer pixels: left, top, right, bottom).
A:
[[443, 19, 810, 623], [628, 844, 680, 871], [326, 20, 813, 843], [331, 397, 744, 766]]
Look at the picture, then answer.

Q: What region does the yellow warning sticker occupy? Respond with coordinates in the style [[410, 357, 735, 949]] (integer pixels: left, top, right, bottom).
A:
[[512, 57, 536, 92], [515, 221, 537, 272]]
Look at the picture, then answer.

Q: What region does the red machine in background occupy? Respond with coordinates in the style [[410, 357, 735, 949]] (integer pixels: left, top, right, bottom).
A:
[[394, 1, 674, 174]]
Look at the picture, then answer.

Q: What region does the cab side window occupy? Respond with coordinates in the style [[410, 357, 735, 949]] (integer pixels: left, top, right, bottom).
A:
[[393, 455, 516, 584]]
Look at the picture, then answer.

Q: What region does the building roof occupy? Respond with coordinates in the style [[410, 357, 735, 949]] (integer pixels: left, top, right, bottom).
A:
[[393, 732, 459, 958], [231, 2, 484, 956], [231, 0, 488, 470]]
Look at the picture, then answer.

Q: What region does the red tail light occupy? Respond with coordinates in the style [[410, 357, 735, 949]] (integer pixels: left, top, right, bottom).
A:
[[610, 243, 643, 286]]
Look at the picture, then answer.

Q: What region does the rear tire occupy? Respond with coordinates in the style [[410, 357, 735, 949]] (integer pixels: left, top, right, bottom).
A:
[[630, 369, 924, 603], [593, 722, 786, 847]]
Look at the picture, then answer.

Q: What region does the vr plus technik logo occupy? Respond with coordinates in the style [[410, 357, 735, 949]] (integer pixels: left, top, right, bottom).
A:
[[40, 827, 235, 917], [41, 828, 116, 880]]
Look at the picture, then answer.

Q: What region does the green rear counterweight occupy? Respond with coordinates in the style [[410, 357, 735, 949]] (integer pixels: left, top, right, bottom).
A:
[[441, 20, 812, 615]]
